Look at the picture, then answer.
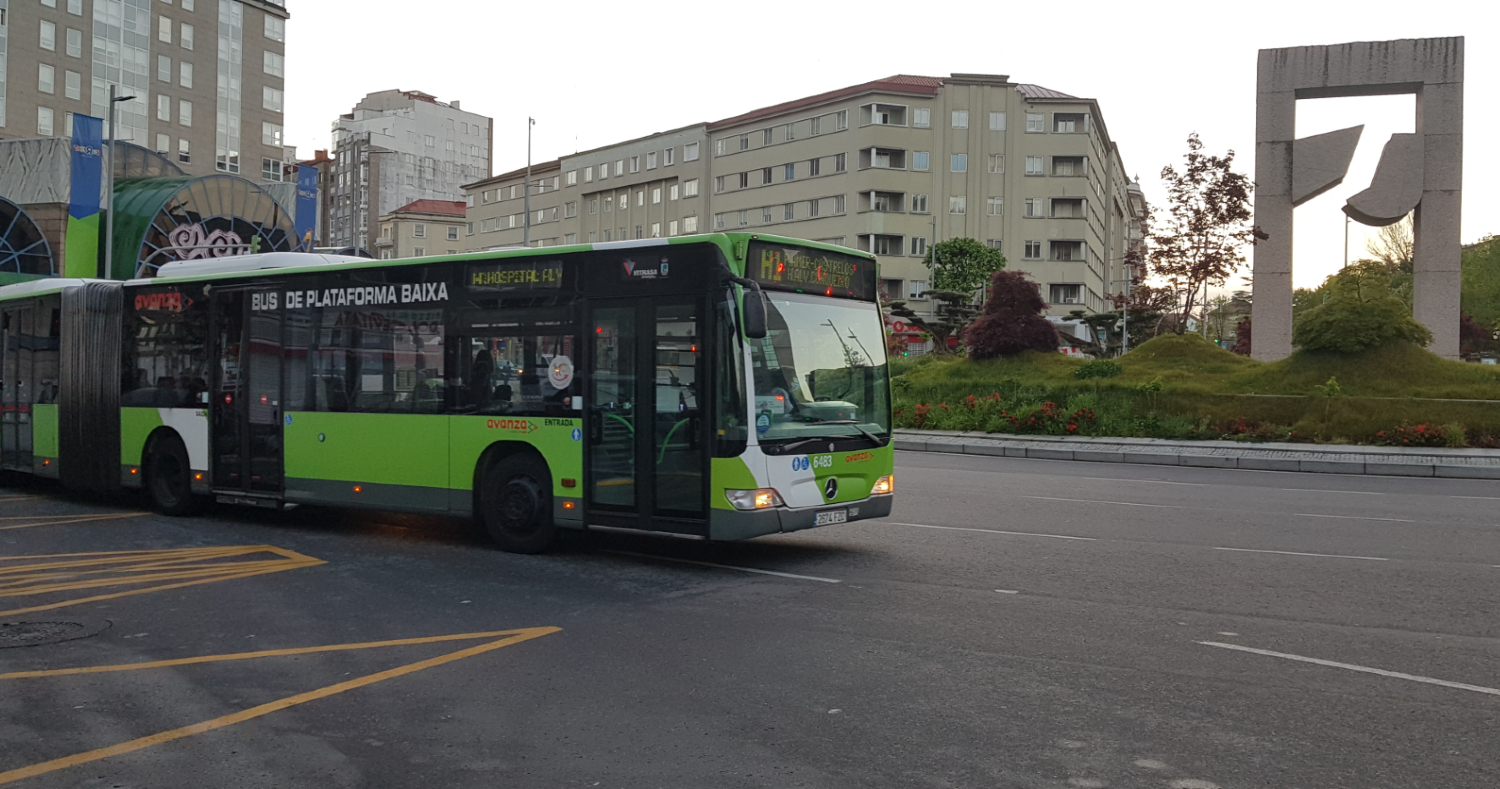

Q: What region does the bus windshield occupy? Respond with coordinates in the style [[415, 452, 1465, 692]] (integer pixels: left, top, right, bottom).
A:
[[749, 291, 890, 450]]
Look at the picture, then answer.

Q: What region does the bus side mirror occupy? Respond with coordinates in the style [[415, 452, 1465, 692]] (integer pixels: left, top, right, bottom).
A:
[[742, 290, 768, 340]]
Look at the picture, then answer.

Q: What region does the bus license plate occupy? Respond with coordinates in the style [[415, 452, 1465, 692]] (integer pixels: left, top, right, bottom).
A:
[[815, 509, 848, 526]]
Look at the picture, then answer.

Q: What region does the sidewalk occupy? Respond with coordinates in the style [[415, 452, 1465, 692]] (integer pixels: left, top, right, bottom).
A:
[[894, 429, 1500, 479]]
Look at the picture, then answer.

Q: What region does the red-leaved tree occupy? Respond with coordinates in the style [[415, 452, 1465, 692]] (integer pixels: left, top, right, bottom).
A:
[[965, 271, 1059, 358]]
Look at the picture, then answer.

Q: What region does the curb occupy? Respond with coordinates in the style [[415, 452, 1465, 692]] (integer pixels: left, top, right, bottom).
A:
[[892, 433, 1500, 480]]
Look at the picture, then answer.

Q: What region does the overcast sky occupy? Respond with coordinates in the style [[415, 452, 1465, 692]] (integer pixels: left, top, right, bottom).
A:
[[283, 0, 1491, 290]]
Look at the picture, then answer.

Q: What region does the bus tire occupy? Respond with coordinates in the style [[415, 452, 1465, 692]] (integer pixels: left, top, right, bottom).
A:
[[480, 454, 556, 554], [145, 433, 200, 516]]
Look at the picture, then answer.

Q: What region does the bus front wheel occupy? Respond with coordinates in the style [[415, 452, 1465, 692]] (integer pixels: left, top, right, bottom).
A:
[[480, 455, 556, 554], [145, 433, 201, 516]]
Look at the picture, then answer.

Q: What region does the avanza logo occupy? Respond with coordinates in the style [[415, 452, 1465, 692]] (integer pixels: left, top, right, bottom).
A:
[[485, 419, 537, 432]]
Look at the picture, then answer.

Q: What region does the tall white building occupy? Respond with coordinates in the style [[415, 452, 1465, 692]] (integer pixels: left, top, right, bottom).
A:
[[325, 89, 491, 252]]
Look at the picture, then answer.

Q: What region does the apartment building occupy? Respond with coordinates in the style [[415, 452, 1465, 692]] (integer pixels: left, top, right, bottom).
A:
[[0, 0, 290, 180], [375, 199, 464, 259], [325, 90, 491, 253], [463, 124, 710, 250], [463, 74, 1145, 316]]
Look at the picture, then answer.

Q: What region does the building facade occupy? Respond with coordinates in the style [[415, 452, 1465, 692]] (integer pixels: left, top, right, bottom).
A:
[[464, 74, 1146, 317], [374, 198, 464, 260], [0, 0, 290, 181], [324, 90, 491, 253]]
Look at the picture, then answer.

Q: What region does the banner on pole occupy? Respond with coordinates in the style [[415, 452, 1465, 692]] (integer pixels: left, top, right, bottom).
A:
[[64, 114, 105, 278], [294, 164, 319, 252]]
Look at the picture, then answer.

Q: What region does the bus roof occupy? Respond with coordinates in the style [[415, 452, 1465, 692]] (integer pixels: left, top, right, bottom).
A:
[[0, 278, 94, 302]]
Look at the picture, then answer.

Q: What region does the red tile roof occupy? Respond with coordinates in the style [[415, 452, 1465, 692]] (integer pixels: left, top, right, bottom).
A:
[[391, 199, 466, 217], [709, 74, 945, 130]]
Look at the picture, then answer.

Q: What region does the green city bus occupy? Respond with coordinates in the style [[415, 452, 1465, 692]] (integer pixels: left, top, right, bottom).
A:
[[0, 234, 894, 551]]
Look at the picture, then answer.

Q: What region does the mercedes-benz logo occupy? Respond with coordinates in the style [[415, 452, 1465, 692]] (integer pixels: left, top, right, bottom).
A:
[[824, 477, 839, 500]]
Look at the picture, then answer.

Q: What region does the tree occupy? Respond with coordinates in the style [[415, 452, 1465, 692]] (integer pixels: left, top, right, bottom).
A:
[[1231, 316, 1252, 356], [882, 294, 974, 356], [1143, 134, 1263, 334], [925, 238, 1006, 294], [1292, 264, 1431, 353], [1366, 213, 1414, 272], [1460, 235, 1500, 329], [965, 271, 1059, 358]]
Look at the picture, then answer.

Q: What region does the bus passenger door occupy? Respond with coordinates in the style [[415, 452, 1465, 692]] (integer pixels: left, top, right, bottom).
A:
[[210, 288, 283, 497], [584, 297, 707, 535], [0, 305, 30, 470]]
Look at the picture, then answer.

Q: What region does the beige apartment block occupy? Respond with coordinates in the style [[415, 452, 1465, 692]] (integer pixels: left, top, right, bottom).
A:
[[464, 74, 1145, 316], [375, 199, 465, 260], [0, 0, 290, 180]]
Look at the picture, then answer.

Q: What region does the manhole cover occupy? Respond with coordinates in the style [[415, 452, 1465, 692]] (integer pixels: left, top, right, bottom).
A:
[[0, 619, 109, 648]]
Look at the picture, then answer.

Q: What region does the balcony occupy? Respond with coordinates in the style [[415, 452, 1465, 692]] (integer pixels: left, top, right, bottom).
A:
[[860, 103, 908, 127], [858, 233, 906, 256], [860, 147, 907, 170], [1049, 240, 1086, 261], [1051, 198, 1086, 219], [863, 190, 906, 213], [1049, 284, 1084, 305], [1051, 156, 1087, 177], [1053, 113, 1089, 133]]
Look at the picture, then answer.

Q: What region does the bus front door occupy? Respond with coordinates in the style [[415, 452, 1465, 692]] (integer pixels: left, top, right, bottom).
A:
[[210, 288, 283, 498], [585, 296, 708, 535], [0, 305, 30, 470]]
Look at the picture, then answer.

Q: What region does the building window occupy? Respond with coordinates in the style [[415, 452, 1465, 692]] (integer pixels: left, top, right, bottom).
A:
[[598, 163, 609, 179], [64, 70, 81, 100], [987, 197, 1003, 216], [38, 64, 56, 94], [37, 107, 55, 136], [950, 154, 967, 173], [179, 139, 191, 164], [737, 134, 748, 151], [989, 154, 1005, 174], [264, 86, 284, 112], [179, 100, 192, 126], [41, 20, 57, 50], [912, 108, 930, 128], [1052, 156, 1085, 177], [911, 194, 928, 213], [835, 152, 846, 172], [989, 112, 1006, 131], [669, 220, 678, 236], [466, 222, 474, 236], [180, 61, 193, 88], [783, 204, 794, 221], [738, 172, 750, 189], [685, 141, 700, 161], [636, 190, 645, 207], [810, 116, 821, 136], [1025, 198, 1044, 217], [628, 155, 640, 173], [761, 207, 774, 224], [664, 147, 674, 166], [1054, 113, 1087, 133], [986, 239, 1003, 251], [157, 94, 171, 121], [646, 151, 657, 169], [159, 16, 172, 43], [158, 54, 171, 82], [565, 170, 577, 186], [180, 23, 193, 50], [445, 226, 458, 241], [1026, 156, 1044, 176], [913, 151, 930, 171], [808, 158, 821, 177], [712, 177, 726, 194], [949, 196, 966, 214], [650, 222, 661, 238], [68, 0, 83, 14], [564, 233, 577, 245], [565, 201, 578, 218], [588, 199, 597, 215], [952, 110, 969, 128], [66, 28, 83, 57], [380, 250, 393, 260], [684, 215, 698, 233], [651, 188, 661, 204], [910, 237, 928, 257], [807, 199, 820, 218], [615, 159, 624, 175], [583, 166, 594, 183], [669, 184, 679, 201], [1050, 284, 1084, 304], [413, 248, 425, 257], [261, 157, 283, 182], [1024, 241, 1042, 260], [784, 123, 795, 141], [833, 194, 845, 214], [413, 224, 426, 238], [156, 133, 171, 154], [684, 179, 699, 197], [1026, 113, 1045, 133], [908, 280, 927, 299], [265, 15, 285, 41], [836, 110, 848, 130]]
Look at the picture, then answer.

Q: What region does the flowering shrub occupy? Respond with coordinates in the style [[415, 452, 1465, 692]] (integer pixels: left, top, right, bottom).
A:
[[1373, 423, 1450, 448]]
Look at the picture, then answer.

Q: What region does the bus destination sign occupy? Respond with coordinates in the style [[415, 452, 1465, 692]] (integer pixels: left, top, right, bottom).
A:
[[747, 241, 874, 300], [467, 259, 565, 291]]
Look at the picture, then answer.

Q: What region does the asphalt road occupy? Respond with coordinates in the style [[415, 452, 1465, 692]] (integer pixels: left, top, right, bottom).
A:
[[3, 453, 1499, 788]]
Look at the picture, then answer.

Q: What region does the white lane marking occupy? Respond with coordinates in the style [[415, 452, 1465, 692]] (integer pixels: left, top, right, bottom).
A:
[[1217, 632, 1239, 636], [1134, 759, 1169, 770], [1212, 546, 1389, 562], [1280, 488, 1383, 495], [995, 589, 1020, 595], [1024, 496, 1182, 509], [1071, 476, 1209, 487], [1452, 496, 1500, 501], [1294, 513, 1415, 523], [606, 551, 841, 584], [1198, 641, 1500, 697], [890, 522, 1096, 542], [1169, 781, 1220, 789]]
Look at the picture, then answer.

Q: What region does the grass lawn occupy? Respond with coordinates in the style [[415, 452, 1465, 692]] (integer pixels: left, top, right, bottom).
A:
[[892, 334, 1500, 446]]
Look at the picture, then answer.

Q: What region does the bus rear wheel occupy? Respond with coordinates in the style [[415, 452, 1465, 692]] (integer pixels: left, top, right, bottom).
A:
[[145, 433, 200, 516], [480, 454, 556, 554]]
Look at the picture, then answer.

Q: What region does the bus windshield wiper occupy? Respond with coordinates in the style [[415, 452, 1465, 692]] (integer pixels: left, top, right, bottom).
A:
[[812, 420, 884, 445], [771, 422, 884, 454]]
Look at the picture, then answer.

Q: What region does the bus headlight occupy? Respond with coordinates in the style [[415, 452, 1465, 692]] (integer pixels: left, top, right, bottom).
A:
[[726, 488, 784, 510], [871, 474, 894, 495]]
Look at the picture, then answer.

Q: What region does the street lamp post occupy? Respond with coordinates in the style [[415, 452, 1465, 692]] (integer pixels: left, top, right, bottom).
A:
[[103, 84, 136, 280], [523, 117, 535, 247]]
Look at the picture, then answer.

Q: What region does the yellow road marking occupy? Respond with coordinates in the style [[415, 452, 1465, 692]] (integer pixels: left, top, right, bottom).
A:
[[0, 513, 148, 531], [0, 627, 559, 785], [0, 628, 555, 680], [0, 546, 324, 618]]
